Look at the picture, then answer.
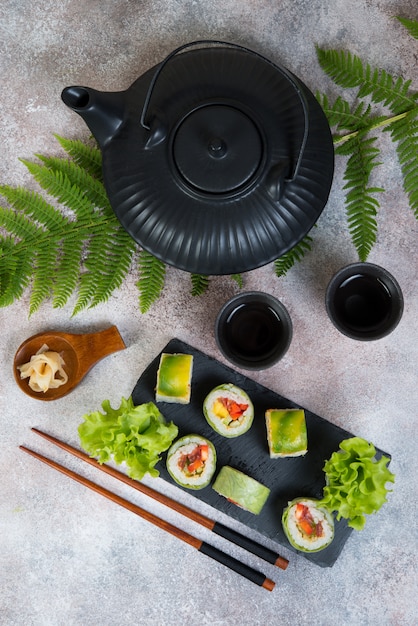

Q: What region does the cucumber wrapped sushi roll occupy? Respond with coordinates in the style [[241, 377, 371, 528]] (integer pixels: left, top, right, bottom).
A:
[[282, 498, 335, 552], [166, 434, 216, 490], [212, 466, 270, 515], [203, 383, 254, 438]]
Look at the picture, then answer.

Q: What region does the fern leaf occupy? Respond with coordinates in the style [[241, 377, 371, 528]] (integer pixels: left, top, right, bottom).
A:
[[36, 155, 112, 214], [0, 185, 70, 233], [88, 227, 136, 307], [191, 274, 210, 296], [274, 233, 313, 277], [29, 240, 61, 315], [20, 159, 99, 222], [54, 134, 103, 179], [317, 93, 371, 132], [136, 249, 166, 313], [231, 273, 243, 288], [386, 110, 418, 217], [71, 269, 98, 316], [316, 47, 363, 89], [397, 16, 418, 40], [0, 239, 33, 306], [339, 135, 383, 260], [316, 47, 417, 114], [0, 203, 43, 241], [70, 224, 134, 313], [52, 237, 85, 309]]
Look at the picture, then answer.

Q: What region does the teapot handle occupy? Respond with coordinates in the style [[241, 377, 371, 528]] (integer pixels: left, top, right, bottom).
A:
[[140, 40, 309, 183]]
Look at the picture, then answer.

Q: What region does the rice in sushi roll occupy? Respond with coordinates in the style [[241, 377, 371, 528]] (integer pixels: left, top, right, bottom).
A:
[[166, 434, 216, 490], [203, 383, 254, 437], [282, 498, 334, 552]]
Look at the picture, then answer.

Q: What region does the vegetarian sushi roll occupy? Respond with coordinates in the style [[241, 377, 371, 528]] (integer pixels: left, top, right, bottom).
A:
[[166, 434, 216, 490], [155, 353, 193, 404], [212, 466, 270, 515], [265, 408, 308, 458], [282, 498, 335, 552], [203, 383, 254, 437]]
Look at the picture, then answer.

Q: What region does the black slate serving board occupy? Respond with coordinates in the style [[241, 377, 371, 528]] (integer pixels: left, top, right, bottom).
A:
[[131, 338, 389, 567]]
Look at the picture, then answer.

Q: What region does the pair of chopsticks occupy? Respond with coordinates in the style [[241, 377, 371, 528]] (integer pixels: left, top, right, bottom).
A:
[[20, 429, 289, 591]]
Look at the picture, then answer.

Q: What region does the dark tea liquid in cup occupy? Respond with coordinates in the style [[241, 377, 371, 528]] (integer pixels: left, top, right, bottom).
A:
[[224, 302, 283, 360], [215, 292, 292, 369], [334, 273, 391, 332], [326, 262, 403, 340]]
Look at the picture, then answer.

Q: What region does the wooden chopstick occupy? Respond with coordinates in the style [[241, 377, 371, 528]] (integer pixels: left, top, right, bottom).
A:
[[20, 444, 275, 591], [31, 427, 289, 570]]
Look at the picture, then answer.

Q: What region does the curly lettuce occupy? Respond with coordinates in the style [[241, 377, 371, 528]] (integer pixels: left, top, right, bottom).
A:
[[319, 437, 395, 530], [78, 397, 178, 480]]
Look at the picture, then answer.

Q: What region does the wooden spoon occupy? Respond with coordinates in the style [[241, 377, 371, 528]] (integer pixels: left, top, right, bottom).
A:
[[13, 326, 126, 401]]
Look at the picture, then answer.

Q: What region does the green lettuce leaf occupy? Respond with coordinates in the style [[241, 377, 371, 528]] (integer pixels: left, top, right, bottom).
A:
[[319, 437, 395, 530], [78, 397, 178, 480]]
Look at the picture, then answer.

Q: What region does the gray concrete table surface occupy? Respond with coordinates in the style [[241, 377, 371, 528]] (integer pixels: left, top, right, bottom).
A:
[[1, 1, 417, 625]]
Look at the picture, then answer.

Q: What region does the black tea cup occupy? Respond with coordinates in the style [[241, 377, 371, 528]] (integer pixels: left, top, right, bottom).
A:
[[215, 291, 293, 370], [325, 262, 404, 340]]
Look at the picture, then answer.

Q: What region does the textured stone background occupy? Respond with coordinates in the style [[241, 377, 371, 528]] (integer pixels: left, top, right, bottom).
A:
[[1, 1, 417, 624]]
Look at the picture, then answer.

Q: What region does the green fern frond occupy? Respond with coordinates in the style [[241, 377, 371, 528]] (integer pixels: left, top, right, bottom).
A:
[[317, 93, 388, 146], [54, 134, 103, 179], [397, 16, 418, 40], [52, 237, 85, 309], [316, 47, 363, 89], [29, 240, 61, 315], [0, 185, 71, 232], [36, 155, 112, 214], [231, 273, 243, 288], [339, 135, 383, 261], [190, 274, 210, 296], [316, 93, 371, 132], [0, 239, 33, 306], [88, 227, 136, 307], [20, 159, 100, 223], [0, 202, 44, 241], [136, 249, 166, 313], [70, 223, 135, 314], [316, 47, 417, 114], [71, 266, 99, 315], [386, 110, 418, 217], [0, 137, 139, 314], [274, 233, 313, 277]]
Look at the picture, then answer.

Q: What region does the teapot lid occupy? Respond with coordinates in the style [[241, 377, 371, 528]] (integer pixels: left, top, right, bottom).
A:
[[173, 104, 264, 194], [97, 42, 335, 275]]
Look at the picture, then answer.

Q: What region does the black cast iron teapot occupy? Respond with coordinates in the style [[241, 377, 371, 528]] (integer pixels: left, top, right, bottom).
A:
[[62, 41, 334, 275]]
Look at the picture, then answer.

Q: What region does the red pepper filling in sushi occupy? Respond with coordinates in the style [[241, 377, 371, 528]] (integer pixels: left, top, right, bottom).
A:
[[178, 444, 209, 476], [218, 397, 249, 420], [295, 503, 324, 538]]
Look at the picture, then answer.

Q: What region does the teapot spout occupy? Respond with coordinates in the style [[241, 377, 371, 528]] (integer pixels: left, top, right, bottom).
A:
[[61, 86, 125, 147]]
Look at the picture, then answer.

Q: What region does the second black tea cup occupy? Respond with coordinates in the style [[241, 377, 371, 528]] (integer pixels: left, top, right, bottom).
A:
[[215, 291, 293, 370], [325, 262, 404, 341]]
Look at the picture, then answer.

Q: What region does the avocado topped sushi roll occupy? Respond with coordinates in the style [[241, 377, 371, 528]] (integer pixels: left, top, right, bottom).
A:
[[282, 498, 335, 552], [166, 434, 216, 490], [203, 383, 254, 438], [155, 353, 193, 404], [266, 409, 308, 458]]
